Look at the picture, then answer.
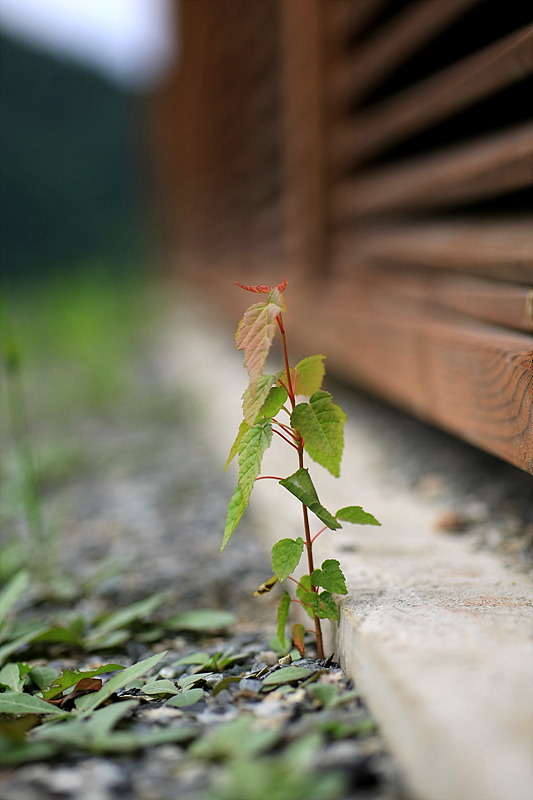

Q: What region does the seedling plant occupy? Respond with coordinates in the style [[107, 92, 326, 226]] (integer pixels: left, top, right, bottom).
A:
[[223, 281, 380, 659]]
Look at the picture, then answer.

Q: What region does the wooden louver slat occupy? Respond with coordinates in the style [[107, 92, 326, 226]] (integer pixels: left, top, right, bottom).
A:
[[330, 23, 533, 172], [333, 219, 533, 283], [333, 122, 533, 218], [327, 0, 483, 112], [323, 0, 389, 51]]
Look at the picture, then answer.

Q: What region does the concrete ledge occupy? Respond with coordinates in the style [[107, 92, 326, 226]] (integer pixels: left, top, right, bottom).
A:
[[166, 299, 533, 800]]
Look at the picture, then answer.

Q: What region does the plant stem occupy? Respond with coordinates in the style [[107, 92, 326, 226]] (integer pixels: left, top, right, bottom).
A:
[[277, 311, 324, 659]]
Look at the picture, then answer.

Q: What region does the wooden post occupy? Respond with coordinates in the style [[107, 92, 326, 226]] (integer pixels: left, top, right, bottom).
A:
[[279, 0, 327, 277]]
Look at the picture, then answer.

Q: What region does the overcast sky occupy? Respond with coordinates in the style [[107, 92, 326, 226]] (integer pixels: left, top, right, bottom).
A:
[[0, 0, 178, 89]]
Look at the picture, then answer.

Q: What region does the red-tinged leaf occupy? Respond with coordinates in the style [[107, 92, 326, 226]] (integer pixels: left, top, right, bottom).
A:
[[235, 279, 287, 294], [235, 289, 285, 388], [292, 623, 306, 657]]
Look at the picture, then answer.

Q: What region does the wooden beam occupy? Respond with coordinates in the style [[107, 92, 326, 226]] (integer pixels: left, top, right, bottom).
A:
[[288, 277, 533, 474], [330, 23, 533, 172], [332, 122, 533, 218], [327, 0, 482, 111], [332, 219, 533, 283], [323, 264, 533, 333], [279, 0, 327, 275], [323, 0, 389, 51]]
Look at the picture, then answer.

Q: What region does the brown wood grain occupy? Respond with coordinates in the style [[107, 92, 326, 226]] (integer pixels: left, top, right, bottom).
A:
[[323, 0, 389, 50], [289, 278, 533, 474], [279, 0, 327, 275], [332, 123, 533, 218], [319, 264, 533, 332], [327, 0, 482, 111], [333, 219, 533, 283], [330, 23, 533, 172]]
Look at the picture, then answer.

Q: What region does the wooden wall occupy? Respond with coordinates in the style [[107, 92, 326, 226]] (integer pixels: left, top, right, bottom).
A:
[[154, 0, 533, 474]]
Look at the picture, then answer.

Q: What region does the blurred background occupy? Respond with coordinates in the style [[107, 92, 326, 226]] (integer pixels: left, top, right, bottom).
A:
[[0, 0, 531, 595], [0, 0, 177, 285]]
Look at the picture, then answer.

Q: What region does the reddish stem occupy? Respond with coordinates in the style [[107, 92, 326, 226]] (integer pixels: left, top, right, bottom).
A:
[[255, 475, 283, 481], [277, 311, 324, 659], [273, 429, 299, 450], [311, 525, 328, 544]]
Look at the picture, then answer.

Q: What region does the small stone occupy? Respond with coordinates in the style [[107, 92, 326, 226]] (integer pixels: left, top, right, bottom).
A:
[[239, 677, 263, 693], [158, 666, 176, 680], [258, 650, 278, 666], [278, 654, 292, 665]]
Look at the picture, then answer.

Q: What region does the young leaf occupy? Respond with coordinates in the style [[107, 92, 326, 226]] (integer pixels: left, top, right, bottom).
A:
[[253, 575, 278, 596], [0, 570, 29, 626], [291, 391, 340, 457], [271, 537, 304, 582], [292, 623, 305, 658], [222, 484, 247, 551], [305, 404, 347, 478], [315, 591, 338, 620], [87, 592, 167, 641], [166, 688, 204, 707], [242, 374, 279, 426], [238, 419, 273, 501], [277, 592, 291, 647], [41, 665, 123, 700], [0, 692, 65, 716], [77, 652, 166, 717], [0, 663, 22, 692], [336, 506, 381, 526], [296, 575, 315, 620], [235, 288, 285, 388], [311, 560, 347, 595], [279, 469, 341, 530], [262, 666, 312, 686], [260, 385, 288, 419], [165, 609, 235, 632], [224, 420, 250, 472]]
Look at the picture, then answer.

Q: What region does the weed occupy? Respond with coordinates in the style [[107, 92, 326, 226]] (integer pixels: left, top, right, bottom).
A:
[[223, 281, 380, 658]]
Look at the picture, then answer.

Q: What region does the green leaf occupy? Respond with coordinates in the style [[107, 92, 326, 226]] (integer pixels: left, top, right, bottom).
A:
[[314, 591, 338, 620], [0, 663, 22, 692], [279, 469, 341, 530], [31, 626, 83, 645], [242, 374, 280, 426], [293, 355, 326, 396], [238, 419, 273, 501], [86, 592, 167, 643], [142, 679, 180, 696], [28, 666, 60, 692], [166, 609, 235, 632], [296, 578, 339, 620], [296, 575, 315, 620], [0, 624, 51, 666], [0, 570, 29, 626], [336, 506, 381, 526], [172, 652, 210, 666], [291, 391, 340, 458], [178, 673, 214, 690], [77, 652, 166, 717], [0, 692, 63, 716], [260, 385, 288, 419], [41, 664, 123, 700], [222, 483, 247, 551], [271, 537, 304, 582], [311, 560, 347, 595], [276, 592, 291, 646], [166, 688, 204, 707], [224, 420, 250, 472], [235, 288, 285, 388], [305, 404, 346, 478], [262, 667, 312, 686]]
